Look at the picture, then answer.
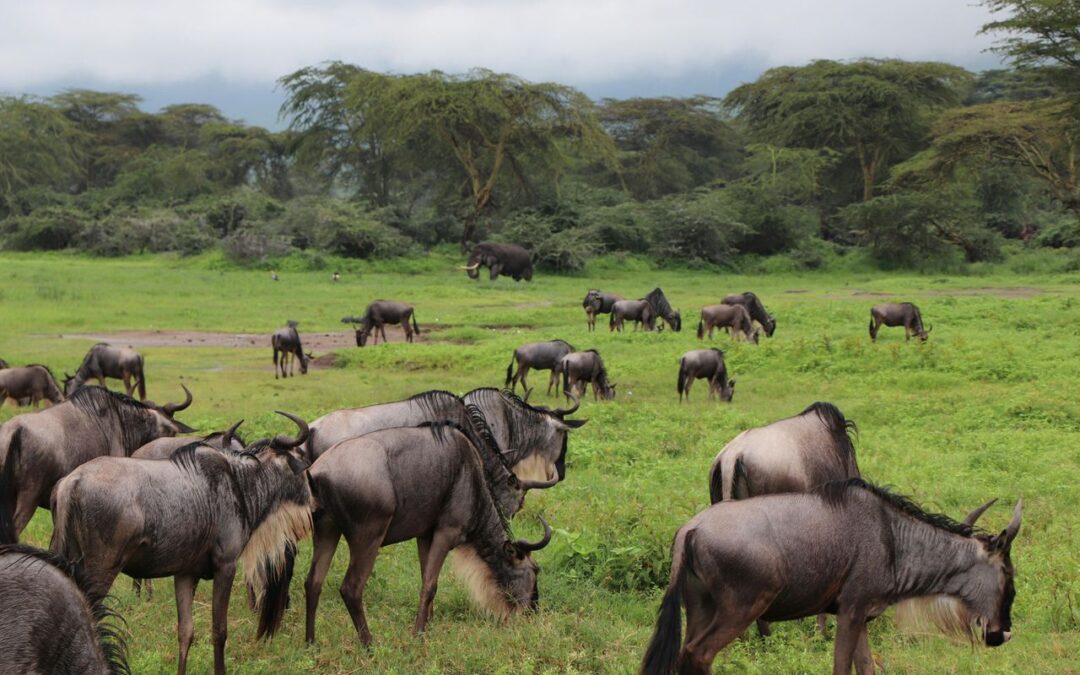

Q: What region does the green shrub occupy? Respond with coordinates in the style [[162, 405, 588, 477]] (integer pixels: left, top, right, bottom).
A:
[[0, 207, 86, 250]]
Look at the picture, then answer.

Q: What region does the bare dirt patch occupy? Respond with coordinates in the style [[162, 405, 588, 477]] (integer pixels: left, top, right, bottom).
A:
[[922, 287, 1044, 299]]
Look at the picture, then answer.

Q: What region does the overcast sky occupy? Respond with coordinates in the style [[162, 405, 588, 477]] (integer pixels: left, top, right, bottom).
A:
[[0, 0, 1004, 128]]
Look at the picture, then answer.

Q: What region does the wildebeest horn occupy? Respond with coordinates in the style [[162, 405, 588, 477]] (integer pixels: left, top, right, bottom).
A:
[[458, 263, 481, 271], [162, 384, 193, 416], [926, 324, 934, 333], [518, 475, 559, 491], [554, 392, 580, 417], [223, 419, 244, 448], [963, 498, 998, 528], [515, 516, 552, 552], [271, 411, 310, 449]]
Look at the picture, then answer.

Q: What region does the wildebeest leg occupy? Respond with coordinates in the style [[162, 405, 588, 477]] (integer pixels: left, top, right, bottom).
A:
[[755, 619, 773, 637], [175, 574, 198, 675], [817, 613, 829, 637], [13, 489, 38, 537], [133, 576, 155, 599], [211, 563, 236, 675], [304, 514, 342, 644], [414, 530, 455, 636], [547, 369, 558, 397], [851, 622, 873, 675], [273, 348, 280, 379], [123, 372, 133, 396], [379, 325, 388, 344], [682, 592, 766, 675], [340, 522, 390, 647], [832, 611, 867, 675]]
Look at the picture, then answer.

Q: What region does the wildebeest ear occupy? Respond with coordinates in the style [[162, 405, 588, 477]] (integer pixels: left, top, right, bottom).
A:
[[503, 541, 523, 560], [507, 474, 520, 488], [562, 419, 588, 429], [729, 379, 737, 387], [994, 499, 1022, 551], [285, 451, 309, 475]]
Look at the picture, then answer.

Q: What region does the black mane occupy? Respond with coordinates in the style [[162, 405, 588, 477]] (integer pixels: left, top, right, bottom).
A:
[[819, 478, 975, 537], [69, 386, 158, 455], [645, 287, 675, 319]]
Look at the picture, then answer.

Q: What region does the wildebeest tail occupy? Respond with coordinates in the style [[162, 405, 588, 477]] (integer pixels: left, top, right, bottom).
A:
[[708, 460, 723, 504], [676, 359, 687, 398], [868, 316, 874, 339], [641, 529, 693, 675], [732, 456, 750, 500], [137, 356, 146, 401], [609, 311, 616, 329], [0, 429, 21, 544], [257, 541, 296, 639], [696, 319, 704, 340], [411, 311, 421, 336], [505, 351, 517, 388], [49, 476, 84, 565]]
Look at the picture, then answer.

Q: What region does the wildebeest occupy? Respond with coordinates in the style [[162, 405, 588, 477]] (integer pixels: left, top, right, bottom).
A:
[[0, 434, 130, 675], [676, 349, 734, 403], [642, 482, 1021, 675], [709, 402, 859, 635], [50, 412, 313, 675], [303, 424, 552, 646], [0, 384, 195, 537], [696, 305, 759, 344], [560, 350, 616, 401], [271, 320, 312, 378], [583, 290, 623, 332], [645, 288, 682, 332], [870, 302, 931, 342], [342, 301, 420, 346], [0, 365, 65, 408], [460, 242, 534, 281], [64, 344, 146, 400], [723, 292, 776, 337], [0, 358, 8, 369], [506, 339, 575, 396], [306, 388, 585, 484], [610, 299, 656, 332]]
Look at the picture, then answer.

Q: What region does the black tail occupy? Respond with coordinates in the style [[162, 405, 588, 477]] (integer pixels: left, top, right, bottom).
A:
[[642, 530, 692, 675], [137, 359, 146, 401], [411, 312, 421, 336], [732, 456, 750, 500], [505, 351, 517, 388], [676, 360, 687, 400], [257, 541, 297, 639], [709, 461, 723, 504], [0, 429, 21, 544], [868, 317, 874, 339], [562, 366, 571, 399], [696, 319, 704, 340]]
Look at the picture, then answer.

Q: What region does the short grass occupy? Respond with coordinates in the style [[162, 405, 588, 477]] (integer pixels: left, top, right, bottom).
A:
[[1, 250, 1079, 674]]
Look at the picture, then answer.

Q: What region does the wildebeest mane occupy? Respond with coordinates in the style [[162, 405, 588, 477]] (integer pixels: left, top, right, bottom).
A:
[[802, 402, 858, 469], [645, 288, 675, 319], [408, 389, 467, 420], [70, 386, 160, 455], [819, 478, 976, 536], [25, 363, 62, 386], [465, 388, 560, 466]]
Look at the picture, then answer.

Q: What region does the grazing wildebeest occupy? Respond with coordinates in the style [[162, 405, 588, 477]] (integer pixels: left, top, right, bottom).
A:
[[303, 423, 552, 646], [506, 339, 575, 396], [870, 302, 931, 342], [342, 301, 421, 346], [696, 305, 759, 344], [0, 434, 130, 675], [583, 290, 623, 332], [641, 481, 1021, 675], [708, 402, 859, 635], [460, 242, 534, 281], [0, 365, 65, 408], [64, 344, 146, 399], [723, 292, 776, 337], [676, 349, 735, 403], [271, 320, 312, 378], [560, 350, 616, 401], [645, 288, 682, 332], [610, 299, 656, 332], [0, 384, 195, 537], [50, 412, 313, 675]]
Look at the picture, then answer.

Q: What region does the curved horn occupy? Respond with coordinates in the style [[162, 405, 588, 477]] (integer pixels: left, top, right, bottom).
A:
[[926, 324, 933, 333], [515, 516, 553, 552], [270, 411, 310, 450], [458, 263, 481, 271], [553, 391, 580, 417], [222, 419, 244, 449], [518, 475, 559, 491], [162, 384, 193, 416], [963, 498, 998, 528]]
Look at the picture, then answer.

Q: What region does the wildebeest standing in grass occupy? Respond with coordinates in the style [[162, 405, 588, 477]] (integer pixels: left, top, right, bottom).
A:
[[303, 423, 552, 646], [0, 433, 131, 675], [0, 385, 195, 537], [460, 242, 534, 281], [0, 365, 65, 408], [50, 412, 314, 675], [676, 349, 735, 403], [641, 480, 1022, 675], [560, 350, 616, 401], [610, 299, 656, 332], [696, 305, 759, 344], [723, 292, 776, 337], [342, 300, 420, 346], [869, 302, 931, 342], [708, 402, 859, 635], [64, 344, 146, 399], [271, 320, 312, 378], [645, 288, 682, 332], [583, 290, 623, 332], [506, 339, 575, 396]]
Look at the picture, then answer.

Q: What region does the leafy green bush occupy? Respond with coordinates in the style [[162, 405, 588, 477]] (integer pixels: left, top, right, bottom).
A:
[[645, 189, 748, 266], [77, 211, 214, 256], [0, 207, 86, 250]]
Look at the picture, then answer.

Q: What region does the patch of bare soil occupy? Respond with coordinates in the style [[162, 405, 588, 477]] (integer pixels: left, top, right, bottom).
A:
[[783, 289, 809, 294], [922, 287, 1044, 299]]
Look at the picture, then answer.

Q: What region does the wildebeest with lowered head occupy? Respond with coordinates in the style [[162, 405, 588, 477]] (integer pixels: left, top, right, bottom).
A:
[[723, 292, 776, 337], [645, 288, 682, 332], [560, 350, 616, 401], [461, 242, 534, 281], [0, 365, 65, 408], [0, 384, 195, 537], [676, 349, 734, 403], [303, 423, 552, 646], [610, 299, 656, 332], [342, 300, 420, 346], [642, 481, 1022, 675], [271, 320, 312, 378], [506, 339, 575, 396], [583, 290, 623, 332], [870, 302, 931, 342], [50, 412, 313, 675], [696, 305, 758, 344], [64, 344, 146, 400], [132, 419, 247, 460]]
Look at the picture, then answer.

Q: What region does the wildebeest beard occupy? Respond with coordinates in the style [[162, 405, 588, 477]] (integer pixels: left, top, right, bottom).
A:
[[69, 386, 165, 455]]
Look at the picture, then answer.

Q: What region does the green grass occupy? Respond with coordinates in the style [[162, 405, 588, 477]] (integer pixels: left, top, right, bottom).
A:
[[2, 250, 1079, 674]]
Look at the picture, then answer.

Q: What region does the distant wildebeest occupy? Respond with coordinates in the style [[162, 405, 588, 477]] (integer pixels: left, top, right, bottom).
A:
[[306, 388, 585, 484], [506, 339, 575, 396], [342, 301, 420, 346], [271, 321, 312, 378], [696, 305, 759, 344], [645, 288, 682, 332], [332, 272, 340, 282], [583, 290, 623, 332], [64, 344, 146, 400], [560, 350, 616, 401], [708, 402, 859, 635], [50, 412, 313, 675], [870, 302, 931, 342], [0, 435, 130, 675], [0, 358, 8, 369], [610, 299, 656, 332], [723, 292, 776, 337], [460, 242, 534, 281], [642, 481, 1022, 675], [303, 423, 552, 646], [0, 385, 195, 537], [676, 349, 735, 403], [0, 365, 65, 408]]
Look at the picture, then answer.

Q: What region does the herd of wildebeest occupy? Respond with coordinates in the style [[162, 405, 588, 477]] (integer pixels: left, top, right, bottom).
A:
[[0, 243, 1019, 675]]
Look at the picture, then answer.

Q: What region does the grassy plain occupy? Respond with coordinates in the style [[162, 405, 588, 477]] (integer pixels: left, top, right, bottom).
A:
[[1, 249, 1079, 674]]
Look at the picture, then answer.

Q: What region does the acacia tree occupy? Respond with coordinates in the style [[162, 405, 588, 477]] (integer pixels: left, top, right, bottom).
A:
[[981, 0, 1080, 97], [0, 97, 81, 216]]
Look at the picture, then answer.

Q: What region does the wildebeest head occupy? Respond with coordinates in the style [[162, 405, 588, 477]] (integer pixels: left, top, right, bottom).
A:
[[142, 384, 197, 434], [503, 516, 553, 612], [715, 378, 736, 403], [298, 351, 312, 374], [668, 310, 682, 332], [971, 499, 1022, 647]]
